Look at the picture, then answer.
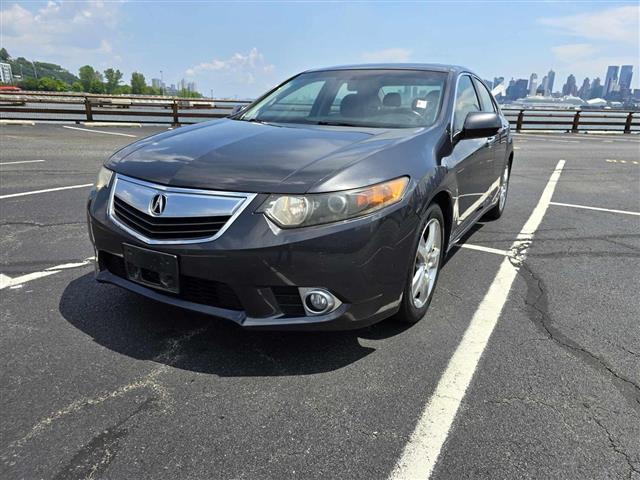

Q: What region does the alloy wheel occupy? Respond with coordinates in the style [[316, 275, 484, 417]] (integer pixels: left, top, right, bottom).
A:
[[499, 164, 510, 211], [411, 218, 442, 308]]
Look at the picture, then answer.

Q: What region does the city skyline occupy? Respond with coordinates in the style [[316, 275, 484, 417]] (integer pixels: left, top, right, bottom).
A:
[[490, 63, 635, 103], [1, 1, 638, 98]]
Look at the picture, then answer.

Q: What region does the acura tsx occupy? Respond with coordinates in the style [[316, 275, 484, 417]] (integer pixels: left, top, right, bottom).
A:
[[87, 64, 513, 330]]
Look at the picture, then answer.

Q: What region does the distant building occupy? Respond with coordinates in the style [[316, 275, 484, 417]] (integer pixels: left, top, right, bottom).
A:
[[619, 65, 633, 89], [506, 78, 528, 101], [493, 76, 504, 89], [0, 62, 13, 83], [528, 73, 538, 96], [589, 77, 603, 99], [483, 79, 493, 89], [603, 65, 619, 97], [618, 65, 633, 99], [577, 78, 591, 99], [187, 81, 197, 92], [539, 75, 548, 94], [545, 69, 555, 96], [151, 78, 162, 89], [562, 74, 577, 96]]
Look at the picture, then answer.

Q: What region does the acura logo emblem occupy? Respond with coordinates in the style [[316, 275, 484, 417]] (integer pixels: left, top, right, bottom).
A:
[[150, 193, 167, 215]]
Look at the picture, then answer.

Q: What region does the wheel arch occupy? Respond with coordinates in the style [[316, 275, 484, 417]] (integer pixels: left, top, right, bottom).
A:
[[429, 190, 454, 251]]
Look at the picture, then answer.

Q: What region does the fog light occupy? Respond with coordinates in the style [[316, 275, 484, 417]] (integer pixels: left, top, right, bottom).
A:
[[299, 288, 341, 315], [308, 292, 330, 311]]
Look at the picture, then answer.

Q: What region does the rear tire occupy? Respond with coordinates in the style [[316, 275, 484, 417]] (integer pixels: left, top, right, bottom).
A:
[[483, 161, 510, 221], [394, 204, 445, 324]]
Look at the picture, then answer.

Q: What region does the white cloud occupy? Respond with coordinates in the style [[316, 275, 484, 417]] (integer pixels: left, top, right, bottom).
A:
[[551, 43, 598, 62], [549, 42, 637, 86], [186, 48, 275, 86], [361, 48, 412, 63], [0, 1, 123, 69], [539, 5, 640, 44]]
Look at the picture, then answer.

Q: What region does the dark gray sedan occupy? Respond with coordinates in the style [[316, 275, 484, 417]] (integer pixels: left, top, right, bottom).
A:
[[87, 64, 513, 330]]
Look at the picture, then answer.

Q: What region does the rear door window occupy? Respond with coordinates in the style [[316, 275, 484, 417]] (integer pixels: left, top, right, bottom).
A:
[[473, 78, 496, 113]]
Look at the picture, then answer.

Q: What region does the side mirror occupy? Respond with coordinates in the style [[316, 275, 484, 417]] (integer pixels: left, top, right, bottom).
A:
[[460, 112, 501, 139], [230, 104, 247, 116]]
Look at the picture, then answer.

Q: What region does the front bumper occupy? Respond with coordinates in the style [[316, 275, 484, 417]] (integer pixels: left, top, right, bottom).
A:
[[88, 181, 419, 331]]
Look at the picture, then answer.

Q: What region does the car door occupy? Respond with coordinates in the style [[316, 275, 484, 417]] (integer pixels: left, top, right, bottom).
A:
[[448, 74, 495, 228], [473, 77, 508, 192]]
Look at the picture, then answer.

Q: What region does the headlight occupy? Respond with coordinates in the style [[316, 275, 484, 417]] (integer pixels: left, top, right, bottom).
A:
[[259, 177, 409, 228], [95, 166, 113, 191]]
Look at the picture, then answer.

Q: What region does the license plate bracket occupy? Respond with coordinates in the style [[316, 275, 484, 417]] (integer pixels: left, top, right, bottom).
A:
[[123, 244, 179, 293]]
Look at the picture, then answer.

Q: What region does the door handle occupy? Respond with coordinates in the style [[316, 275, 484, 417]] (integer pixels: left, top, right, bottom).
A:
[[486, 136, 497, 146]]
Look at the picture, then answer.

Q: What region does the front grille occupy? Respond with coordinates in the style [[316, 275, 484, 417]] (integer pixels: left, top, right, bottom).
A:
[[113, 196, 231, 241], [272, 286, 306, 317], [100, 251, 243, 311]]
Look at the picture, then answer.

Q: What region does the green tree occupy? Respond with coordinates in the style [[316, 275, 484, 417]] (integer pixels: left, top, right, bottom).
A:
[[0, 48, 9, 61], [177, 88, 203, 98], [130, 72, 147, 94], [78, 65, 104, 92], [71, 81, 83, 92], [103, 68, 123, 94], [38, 77, 69, 91], [17, 78, 40, 90]]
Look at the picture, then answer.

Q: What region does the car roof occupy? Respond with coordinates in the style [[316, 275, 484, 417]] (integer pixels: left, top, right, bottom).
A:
[[304, 63, 472, 75]]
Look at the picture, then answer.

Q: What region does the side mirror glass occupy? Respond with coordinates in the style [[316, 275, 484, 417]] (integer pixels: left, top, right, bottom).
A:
[[461, 112, 501, 139]]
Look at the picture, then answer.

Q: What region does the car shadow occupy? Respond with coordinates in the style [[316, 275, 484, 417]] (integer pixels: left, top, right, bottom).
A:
[[442, 221, 485, 266], [59, 273, 412, 377]]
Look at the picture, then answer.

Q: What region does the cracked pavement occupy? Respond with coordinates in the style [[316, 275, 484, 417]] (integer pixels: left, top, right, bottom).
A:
[[1, 124, 639, 479]]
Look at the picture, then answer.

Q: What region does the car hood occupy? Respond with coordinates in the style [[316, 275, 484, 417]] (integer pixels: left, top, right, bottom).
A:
[[106, 119, 419, 194]]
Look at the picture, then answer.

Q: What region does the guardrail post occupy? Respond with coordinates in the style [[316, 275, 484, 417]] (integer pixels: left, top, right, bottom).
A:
[[516, 109, 524, 132], [84, 97, 93, 122], [571, 111, 580, 133], [172, 100, 180, 126], [624, 112, 633, 134]]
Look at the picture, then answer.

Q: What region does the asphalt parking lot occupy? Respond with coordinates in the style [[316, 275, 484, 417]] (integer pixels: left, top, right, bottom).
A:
[[1, 123, 639, 480]]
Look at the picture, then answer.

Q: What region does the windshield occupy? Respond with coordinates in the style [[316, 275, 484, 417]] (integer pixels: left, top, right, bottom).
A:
[[236, 69, 448, 129]]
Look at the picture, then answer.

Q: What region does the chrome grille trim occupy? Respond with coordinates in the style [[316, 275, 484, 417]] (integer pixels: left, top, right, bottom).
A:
[[108, 174, 257, 245]]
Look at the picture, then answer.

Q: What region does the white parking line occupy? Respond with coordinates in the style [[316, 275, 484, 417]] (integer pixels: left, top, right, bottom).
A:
[[0, 160, 46, 166], [458, 244, 509, 256], [0, 183, 93, 200], [62, 125, 138, 138], [0, 257, 95, 290], [390, 159, 565, 480], [550, 201, 640, 216]]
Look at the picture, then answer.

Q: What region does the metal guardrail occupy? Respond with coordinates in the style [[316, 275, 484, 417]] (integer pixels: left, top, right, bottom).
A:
[[0, 92, 251, 125], [501, 108, 638, 134], [0, 92, 638, 132]]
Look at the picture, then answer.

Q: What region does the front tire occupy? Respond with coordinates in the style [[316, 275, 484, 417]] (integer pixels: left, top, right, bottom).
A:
[[395, 204, 445, 324]]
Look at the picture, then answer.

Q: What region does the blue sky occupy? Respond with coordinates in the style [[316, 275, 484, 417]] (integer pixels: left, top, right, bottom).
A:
[[1, 1, 638, 97]]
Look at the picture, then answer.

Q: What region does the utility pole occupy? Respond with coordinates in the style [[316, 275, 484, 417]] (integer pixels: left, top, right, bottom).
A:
[[160, 70, 164, 96], [210, 89, 213, 99]]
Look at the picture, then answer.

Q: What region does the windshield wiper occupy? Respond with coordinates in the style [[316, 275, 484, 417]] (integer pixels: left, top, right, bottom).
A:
[[233, 117, 274, 125], [315, 120, 363, 127]]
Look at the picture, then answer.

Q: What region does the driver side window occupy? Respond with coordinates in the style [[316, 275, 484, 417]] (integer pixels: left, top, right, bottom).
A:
[[453, 75, 480, 134]]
